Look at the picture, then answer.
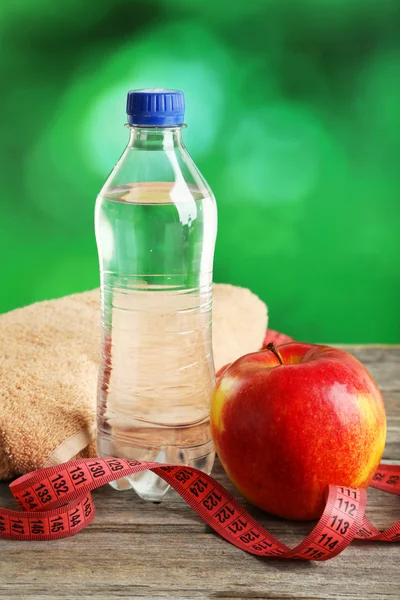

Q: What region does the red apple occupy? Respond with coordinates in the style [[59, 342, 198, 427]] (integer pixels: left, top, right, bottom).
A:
[[211, 342, 386, 520]]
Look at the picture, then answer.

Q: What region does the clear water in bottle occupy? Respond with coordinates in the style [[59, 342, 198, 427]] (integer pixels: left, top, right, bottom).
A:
[[95, 90, 217, 501]]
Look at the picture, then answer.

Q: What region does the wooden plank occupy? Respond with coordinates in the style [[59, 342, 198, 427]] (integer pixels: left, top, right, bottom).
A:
[[0, 346, 399, 600]]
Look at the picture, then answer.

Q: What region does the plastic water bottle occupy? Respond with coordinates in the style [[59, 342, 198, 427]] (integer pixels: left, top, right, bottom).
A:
[[95, 89, 217, 501]]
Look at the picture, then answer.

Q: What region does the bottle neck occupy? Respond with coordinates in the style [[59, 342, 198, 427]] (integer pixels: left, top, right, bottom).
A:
[[127, 126, 184, 151]]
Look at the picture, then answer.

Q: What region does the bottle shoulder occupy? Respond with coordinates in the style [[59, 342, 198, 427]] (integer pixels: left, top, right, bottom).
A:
[[99, 142, 215, 205], [97, 181, 215, 208]]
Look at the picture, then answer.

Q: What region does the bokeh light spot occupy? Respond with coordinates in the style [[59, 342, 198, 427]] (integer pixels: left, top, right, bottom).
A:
[[227, 103, 324, 205]]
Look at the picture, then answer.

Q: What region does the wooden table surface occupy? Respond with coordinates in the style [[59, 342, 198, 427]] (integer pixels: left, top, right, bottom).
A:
[[0, 346, 399, 600]]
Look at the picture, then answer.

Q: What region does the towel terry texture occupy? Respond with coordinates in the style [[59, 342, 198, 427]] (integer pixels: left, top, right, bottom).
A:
[[0, 285, 267, 480]]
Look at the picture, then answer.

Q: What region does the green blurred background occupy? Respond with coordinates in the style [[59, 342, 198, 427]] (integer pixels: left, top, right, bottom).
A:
[[0, 0, 399, 343]]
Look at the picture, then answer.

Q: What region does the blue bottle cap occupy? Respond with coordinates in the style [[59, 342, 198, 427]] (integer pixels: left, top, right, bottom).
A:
[[126, 89, 185, 126]]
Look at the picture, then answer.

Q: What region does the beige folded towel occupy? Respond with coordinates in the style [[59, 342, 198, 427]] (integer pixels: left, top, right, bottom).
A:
[[0, 285, 267, 480]]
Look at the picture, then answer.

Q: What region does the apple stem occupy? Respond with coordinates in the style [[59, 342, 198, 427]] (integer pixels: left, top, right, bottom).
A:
[[265, 342, 284, 365]]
